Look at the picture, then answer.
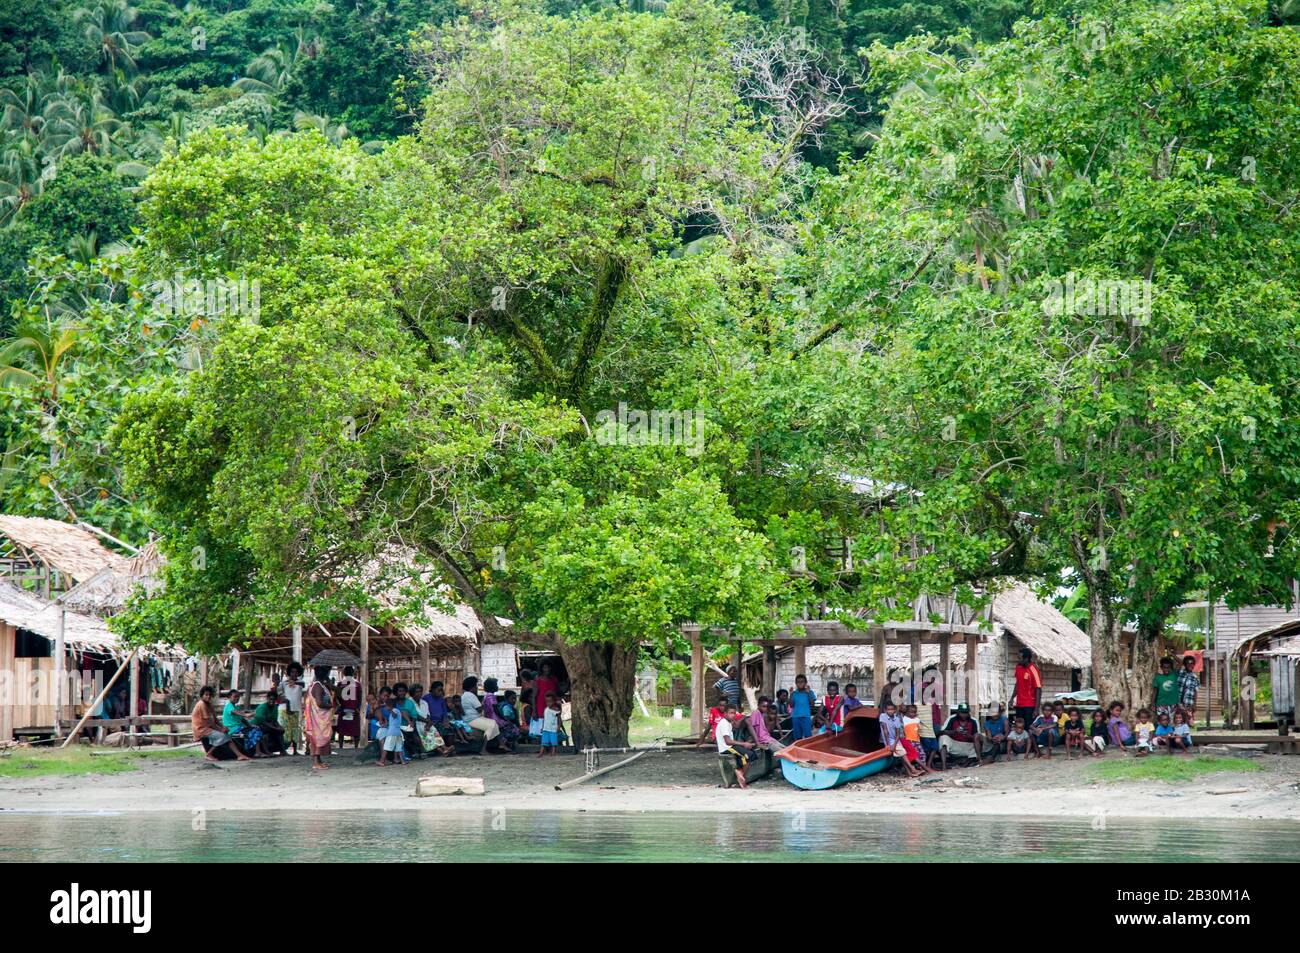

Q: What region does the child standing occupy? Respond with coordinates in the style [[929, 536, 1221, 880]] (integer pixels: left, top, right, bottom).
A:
[[789, 674, 817, 741], [820, 680, 845, 733], [376, 697, 407, 766], [538, 692, 562, 757]]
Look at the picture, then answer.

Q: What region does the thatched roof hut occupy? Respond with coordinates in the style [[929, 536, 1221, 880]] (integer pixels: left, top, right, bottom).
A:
[[0, 579, 117, 652], [56, 541, 164, 617], [0, 515, 129, 593], [744, 582, 1090, 708]]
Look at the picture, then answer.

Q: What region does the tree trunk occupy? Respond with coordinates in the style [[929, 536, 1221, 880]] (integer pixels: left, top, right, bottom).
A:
[[1087, 583, 1131, 708], [557, 640, 638, 748], [1131, 621, 1162, 716], [1086, 585, 1160, 712]]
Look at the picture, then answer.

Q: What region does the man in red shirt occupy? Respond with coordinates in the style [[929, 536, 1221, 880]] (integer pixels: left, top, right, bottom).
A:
[[1009, 647, 1043, 731]]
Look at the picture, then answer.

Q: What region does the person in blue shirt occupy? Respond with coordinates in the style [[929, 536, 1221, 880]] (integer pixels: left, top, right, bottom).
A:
[[981, 703, 1009, 762], [789, 674, 817, 740]]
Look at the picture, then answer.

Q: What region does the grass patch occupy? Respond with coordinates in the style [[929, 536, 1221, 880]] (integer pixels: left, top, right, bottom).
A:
[[0, 745, 201, 778], [628, 709, 696, 746], [1089, 754, 1264, 784]]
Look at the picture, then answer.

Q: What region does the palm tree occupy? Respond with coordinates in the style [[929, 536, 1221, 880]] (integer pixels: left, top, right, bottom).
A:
[[234, 27, 322, 99], [0, 138, 54, 224], [0, 319, 82, 403], [0, 71, 58, 142], [234, 45, 299, 98], [0, 319, 83, 466], [40, 89, 127, 159], [75, 0, 151, 74], [293, 110, 352, 145]]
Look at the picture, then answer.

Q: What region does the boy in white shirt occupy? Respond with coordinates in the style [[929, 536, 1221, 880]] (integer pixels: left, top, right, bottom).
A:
[[715, 704, 757, 789]]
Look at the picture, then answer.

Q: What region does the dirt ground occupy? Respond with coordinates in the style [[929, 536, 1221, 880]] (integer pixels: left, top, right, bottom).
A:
[[3, 744, 1299, 821]]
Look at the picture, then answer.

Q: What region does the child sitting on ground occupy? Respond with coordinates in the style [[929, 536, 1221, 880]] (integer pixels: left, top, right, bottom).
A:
[[1063, 706, 1087, 758], [1170, 709, 1194, 752], [1007, 716, 1032, 758], [1133, 708, 1156, 754], [445, 695, 474, 745], [1084, 709, 1108, 756], [1030, 703, 1058, 759], [1107, 701, 1135, 752], [982, 704, 1009, 762]]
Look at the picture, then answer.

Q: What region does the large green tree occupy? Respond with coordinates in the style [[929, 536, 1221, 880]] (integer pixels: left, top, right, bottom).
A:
[[799, 0, 1300, 707], [110, 0, 852, 745]]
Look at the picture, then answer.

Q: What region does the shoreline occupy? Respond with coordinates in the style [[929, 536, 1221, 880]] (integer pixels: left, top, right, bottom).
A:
[[2, 747, 1298, 823]]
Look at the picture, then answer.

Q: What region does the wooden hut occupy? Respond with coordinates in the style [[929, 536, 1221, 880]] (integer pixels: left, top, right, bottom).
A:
[[739, 582, 1090, 714], [0, 515, 138, 741], [0, 580, 120, 741], [0, 514, 128, 598]]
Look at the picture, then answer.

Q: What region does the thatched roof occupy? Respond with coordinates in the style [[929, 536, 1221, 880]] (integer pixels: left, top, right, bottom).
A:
[[239, 546, 508, 664], [0, 579, 117, 651], [0, 515, 128, 584], [792, 583, 1089, 672], [57, 540, 164, 617], [991, 582, 1090, 668]]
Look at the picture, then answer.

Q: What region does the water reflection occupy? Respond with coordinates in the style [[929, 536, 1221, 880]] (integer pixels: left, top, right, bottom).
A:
[[0, 810, 1295, 863]]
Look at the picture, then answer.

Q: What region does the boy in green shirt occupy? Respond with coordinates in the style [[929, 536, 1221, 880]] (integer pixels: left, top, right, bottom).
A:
[[1152, 656, 1181, 718]]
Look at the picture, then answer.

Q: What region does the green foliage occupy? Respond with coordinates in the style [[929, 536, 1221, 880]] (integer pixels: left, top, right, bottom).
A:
[[24, 153, 137, 247], [798, 0, 1300, 698], [1089, 754, 1264, 783]]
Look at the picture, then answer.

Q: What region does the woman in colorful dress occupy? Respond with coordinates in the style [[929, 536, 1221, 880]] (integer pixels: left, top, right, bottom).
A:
[[304, 666, 335, 770]]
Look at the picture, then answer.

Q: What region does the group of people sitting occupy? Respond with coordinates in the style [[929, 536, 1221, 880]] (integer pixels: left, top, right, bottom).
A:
[[702, 649, 1203, 787], [189, 662, 572, 769], [190, 663, 337, 769], [360, 675, 564, 763]]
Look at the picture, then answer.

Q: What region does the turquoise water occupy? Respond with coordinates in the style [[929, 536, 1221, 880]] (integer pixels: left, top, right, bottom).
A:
[[2, 810, 1297, 862]]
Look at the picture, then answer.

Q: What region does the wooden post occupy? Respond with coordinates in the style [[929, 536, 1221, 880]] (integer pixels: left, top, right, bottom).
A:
[[939, 636, 951, 714], [241, 651, 254, 701], [420, 642, 431, 690], [54, 608, 66, 737], [762, 646, 777, 699], [793, 642, 806, 681], [689, 631, 704, 736], [909, 634, 922, 705], [61, 648, 137, 748], [292, 620, 303, 666], [358, 609, 370, 698], [128, 651, 140, 737], [872, 631, 886, 705], [966, 635, 979, 711], [230, 649, 240, 695]]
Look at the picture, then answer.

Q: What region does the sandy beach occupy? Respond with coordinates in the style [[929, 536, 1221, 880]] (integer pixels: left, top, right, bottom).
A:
[[3, 746, 1299, 822]]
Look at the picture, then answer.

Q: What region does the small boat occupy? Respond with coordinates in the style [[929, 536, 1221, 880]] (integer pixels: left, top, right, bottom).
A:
[[775, 705, 893, 790]]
